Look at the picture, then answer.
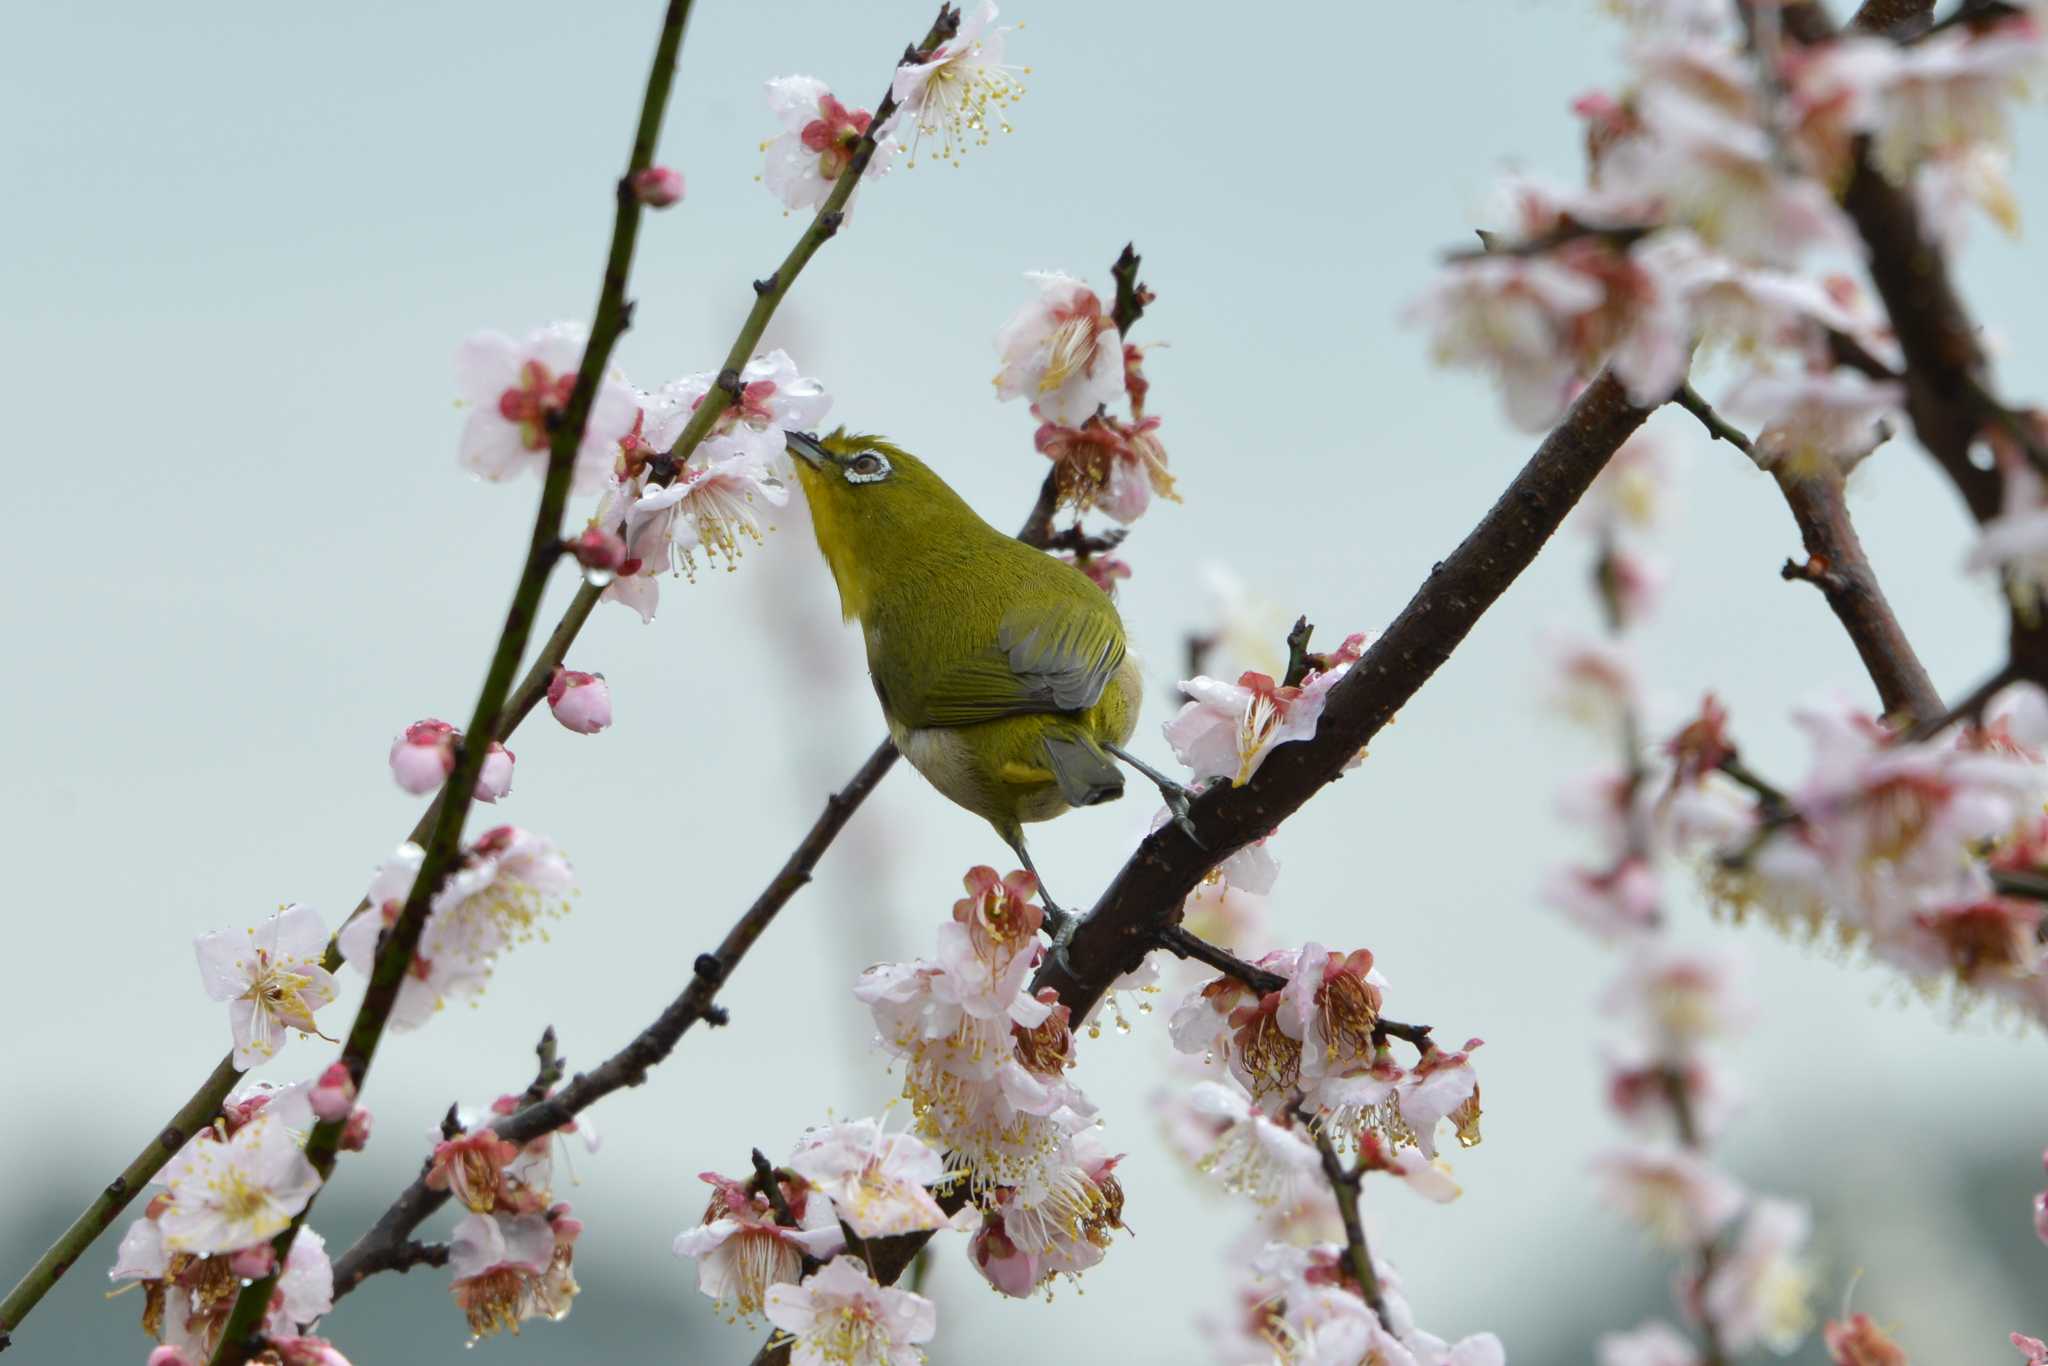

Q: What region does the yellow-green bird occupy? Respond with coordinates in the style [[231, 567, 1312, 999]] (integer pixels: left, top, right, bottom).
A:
[[786, 428, 1192, 920]]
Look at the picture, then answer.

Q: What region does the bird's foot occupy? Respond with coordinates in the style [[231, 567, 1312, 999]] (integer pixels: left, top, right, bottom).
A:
[[1160, 782, 1206, 848]]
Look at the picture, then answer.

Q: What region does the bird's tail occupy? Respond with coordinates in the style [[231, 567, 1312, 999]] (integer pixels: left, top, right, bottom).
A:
[[1040, 729, 1125, 809]]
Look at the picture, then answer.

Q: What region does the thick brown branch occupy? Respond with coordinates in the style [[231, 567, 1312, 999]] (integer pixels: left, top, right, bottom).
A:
[[1035, 369, 1657, 1018], [331, 740, 899, 1300], [1849, 0, 1934, 37]]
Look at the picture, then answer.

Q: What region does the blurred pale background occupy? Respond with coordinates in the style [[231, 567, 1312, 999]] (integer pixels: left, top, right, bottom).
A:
[[3, 1, 2045, 1362]]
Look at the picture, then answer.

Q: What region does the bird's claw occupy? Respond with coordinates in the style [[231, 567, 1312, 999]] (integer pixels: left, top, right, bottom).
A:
[[1163, 786, 1206, 849]]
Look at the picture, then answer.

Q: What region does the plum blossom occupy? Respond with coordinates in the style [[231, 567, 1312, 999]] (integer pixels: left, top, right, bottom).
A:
[[1409, 253, 1605, 431], [785, 1118, 950, 1239], [193, 903, 338, 1069], [761, 76, 898, 213], [2034, 1148, 2048, 1245], [307, 1062, 355, 1125], [1601, 945, 1747, 1052], [1184, 1081, 1323, 1207], [267, 1228, 335, 1338], [2017, 1333, 2048, 1365], [994, 272, 1125, 428], [1164, 633, 1370, 787], [640, 349, 831, 472], [1599, 1319, 1700, 1365], [1701, 1199, 1816, 1355], [970, 1133, 1127, 1297], [1593, 1145, 1743, 1249], [159, 1111, 320, 1255], [1825, 1313, 1908, 1366], [763, 1256, 936, 1366], [890, 0, 1025, 165], [620, 449, 790, 583], [427, 1128, 522, 1214], [1966, 448, 2048, 619], [386, 720, 513, 802], [1032, 414, 1177, 523], [1721, 370, 1903, 478], [336, 829, 574, 1030], [448, 1211, 560, 1339], [1545, 858, 1661, 940], [455, 323, 638, 494], [546, 668, 612, 735], [675, 1170, 843, 1320]]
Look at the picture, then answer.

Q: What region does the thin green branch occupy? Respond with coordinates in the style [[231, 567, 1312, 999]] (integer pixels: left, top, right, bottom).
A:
[[204, 2, 702, 1361], [1306, 1121, 1392, 1330]]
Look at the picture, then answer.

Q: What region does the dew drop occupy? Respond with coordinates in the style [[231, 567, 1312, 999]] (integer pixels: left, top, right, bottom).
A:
[[583, 565, 617, 588]]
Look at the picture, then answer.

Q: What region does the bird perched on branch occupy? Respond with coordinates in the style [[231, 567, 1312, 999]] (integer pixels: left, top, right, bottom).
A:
[[787, 428, 1191, 922]]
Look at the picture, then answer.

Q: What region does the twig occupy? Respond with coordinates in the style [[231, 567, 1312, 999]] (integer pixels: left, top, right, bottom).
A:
[[1282, 616, 1315, 688], [331, 739, 900, 1300], [1306, 1121, 1392, 1330], [1675, 382, 1941, 725], [1156, 924, 1285, 993], [1850, 0, 1934, 37], [1900, 665, 2019, 744], [1107, 242, 1151, 336], [205, 4, 704, 1361]]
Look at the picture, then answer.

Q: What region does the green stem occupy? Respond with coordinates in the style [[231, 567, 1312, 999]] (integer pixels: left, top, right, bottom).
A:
[[204, 3, 700, 1361]]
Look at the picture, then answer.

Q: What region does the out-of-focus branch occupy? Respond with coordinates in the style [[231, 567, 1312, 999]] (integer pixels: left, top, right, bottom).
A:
[[331, 739, 899, 1300], [1307, 1121, 1392, 1330], [1849, 0, 1933, 37]]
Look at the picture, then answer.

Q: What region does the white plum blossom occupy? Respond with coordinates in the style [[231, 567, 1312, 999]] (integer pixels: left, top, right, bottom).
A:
[[890, 1, 1025, 165], [1700, 1199, 1816, 1355], [1598, 1319, 1700, 1366], [1409, 254, 1604, 431], [992, 272, 1124, 427], [268, 1229, 335, 1338], [623, 450, 790, 582], [1593, 1145, 1744, 1249], [785, 1118, 951, 1239], [1967, 454, 2048, 618], [193, 902, 338, 1069], [763, 1256, 936, 1366], [761, 76, 898, 213], [1164, 634, 1368, 787], [455, 323, 638, 494], [159, 1111, 320, 1255], [641, 349, 831, 472], [448, 1211, 560, 1339], [675, 1170, 843, 1321], [1185, 1081, 1323, 1207], [337, 829, 574, 1030], [1721, 369, 1903, 477]]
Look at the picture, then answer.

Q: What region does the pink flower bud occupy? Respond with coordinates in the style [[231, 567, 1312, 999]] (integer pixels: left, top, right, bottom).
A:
[[547, 668, 613, 735], [2035, 1190, 2047, 1246], [389, 719, 457, 795], [340, 1107, 374, 1152], [474, 741, 515, 803], [571, 525, 628, 572], [309, 1062, 356, 1123], [148, 1349, 199, 1366], [632, 165, 684, 207], [227, 1244, 277, 1278]]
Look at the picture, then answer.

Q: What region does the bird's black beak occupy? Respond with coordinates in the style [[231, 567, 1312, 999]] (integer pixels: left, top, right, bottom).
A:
[[785, 430, 828, 469]]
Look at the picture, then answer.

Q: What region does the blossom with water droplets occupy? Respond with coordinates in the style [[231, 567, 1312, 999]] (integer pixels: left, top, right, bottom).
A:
[[890, 1, 1025, 166], [159, 1110, 320, 1255], [454, 323, 638, 494], [762, 76, 898, 213], [785, 1118, 950, 1239], [193, 903, 338, 1069], [993, 271, 1123, 428], [546, 668, 612, 735], [448, 1211, 558, 1339]]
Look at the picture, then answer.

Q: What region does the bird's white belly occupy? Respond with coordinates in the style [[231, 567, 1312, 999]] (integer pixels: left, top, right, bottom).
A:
[[887, 717, 984, 812]]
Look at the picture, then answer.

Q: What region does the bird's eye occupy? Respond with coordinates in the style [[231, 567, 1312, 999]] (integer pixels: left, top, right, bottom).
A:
[[844, 451, 891, 484]]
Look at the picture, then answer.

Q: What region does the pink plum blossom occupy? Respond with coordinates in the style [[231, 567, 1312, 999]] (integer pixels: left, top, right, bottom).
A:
[[640, 349, 830, 471], [1032, 415, 1177, 523], [448, 1211, 558, 1339], [474, 740, 514, 803], [674, 1170, 843, 1320], [993, 272, 1125, 428], [761, 76, 897, 213], [1164, 641, 1367, 789], [454, 322, 638, 494], [762, 1256, 936, 1366], [1409, 253, 1605, 431], [546, 668, 612, 735], [193, 902, 338, 1069], [388, 719, 456, 795], [307, 1062, 355, 1124]]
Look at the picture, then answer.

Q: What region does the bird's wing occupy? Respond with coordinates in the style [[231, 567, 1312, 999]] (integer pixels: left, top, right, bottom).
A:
[[902, 595, 1126, 729]]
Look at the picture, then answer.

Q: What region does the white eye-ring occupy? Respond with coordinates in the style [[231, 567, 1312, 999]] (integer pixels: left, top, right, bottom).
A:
[[845, 450, 892, 484]]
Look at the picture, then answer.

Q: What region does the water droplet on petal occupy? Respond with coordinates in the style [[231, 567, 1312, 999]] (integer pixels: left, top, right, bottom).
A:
[[583, 565, 616, 588]]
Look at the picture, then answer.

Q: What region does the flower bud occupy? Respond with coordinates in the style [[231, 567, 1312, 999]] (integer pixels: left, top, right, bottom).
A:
[[547, 668, 613, 735], [632, 165, 685, 207], [309, 1062, 356, 1123], [227, 1243, 277, 1278], [148, 1349, 199, 1366], [475, 741, 515, 803], [571, 525, 628, 572], [389, 719, 456, 795], [340, 1107, 374, 1152]]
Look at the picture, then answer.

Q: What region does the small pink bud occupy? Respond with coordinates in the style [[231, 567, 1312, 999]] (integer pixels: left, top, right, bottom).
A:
[[571, 525, 628, 572], [2035, 1190, 2047, 1245], [227, 1244, 277, 1279], [309, 1062, 356, 1123], [547, 668, 613, 735], [340, 1107, 374, 1152], [632, 165, 684, 207], [474, 741, 515, 803], [389, 719, 457, 795], [148, 1349, 199, 1366]]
